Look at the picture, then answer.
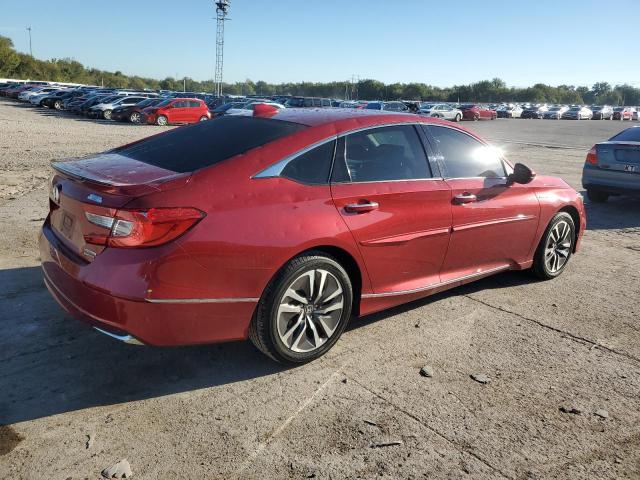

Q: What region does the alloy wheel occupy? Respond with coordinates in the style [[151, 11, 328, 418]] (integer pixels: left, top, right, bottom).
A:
[[130, 112, 141, 123], [276, 269, 344, 353], [544, 220, 572, 273]]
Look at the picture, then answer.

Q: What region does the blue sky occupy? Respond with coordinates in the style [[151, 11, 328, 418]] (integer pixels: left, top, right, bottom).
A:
[[1, 0, 637, 87]]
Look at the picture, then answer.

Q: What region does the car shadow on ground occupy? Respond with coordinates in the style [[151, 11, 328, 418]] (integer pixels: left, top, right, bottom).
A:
[[1, 264, 535, 425], [582, 192, 640, 231], [0, 266, 287, 425]]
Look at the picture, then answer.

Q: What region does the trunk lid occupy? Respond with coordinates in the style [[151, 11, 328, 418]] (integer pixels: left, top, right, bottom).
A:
[[49, 153, 189, 261], [597, 141, 640, 173]]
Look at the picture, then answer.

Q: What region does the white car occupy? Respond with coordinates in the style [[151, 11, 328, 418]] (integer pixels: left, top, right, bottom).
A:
[[89, 95, 151, 120], [225, 101, 285, 116]]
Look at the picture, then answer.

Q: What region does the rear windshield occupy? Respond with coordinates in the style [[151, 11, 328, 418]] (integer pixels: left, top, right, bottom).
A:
[[113, 116, 307, 173], [609, 127, 640, 142]]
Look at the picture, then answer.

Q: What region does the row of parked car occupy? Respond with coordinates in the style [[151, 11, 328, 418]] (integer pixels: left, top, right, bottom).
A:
[[3, 80, 640, 127]]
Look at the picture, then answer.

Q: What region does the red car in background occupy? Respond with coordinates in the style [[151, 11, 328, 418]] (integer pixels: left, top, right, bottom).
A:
[[142, 98, 211, 126], [612, 107, 634, 121], [40, 108, 585, 364], [460, 104, 497, 121]]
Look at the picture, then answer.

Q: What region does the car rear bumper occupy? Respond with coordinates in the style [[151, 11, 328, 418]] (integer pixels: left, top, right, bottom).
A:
[[582, 166, 640, 195], [39, 224, 256, 346]]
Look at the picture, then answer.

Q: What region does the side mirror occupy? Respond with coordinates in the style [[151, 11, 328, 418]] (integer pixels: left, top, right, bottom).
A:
[[508, 163, 536, 185]]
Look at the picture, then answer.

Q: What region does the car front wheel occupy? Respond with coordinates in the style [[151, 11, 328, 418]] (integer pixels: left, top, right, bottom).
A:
[[103, 109, 112, 120], [532, 212, 575, 280], [156, 115, 168, 126], [249, 252, 353, 364], [130, 112, 141, 123], [454, 113, 461, 122]]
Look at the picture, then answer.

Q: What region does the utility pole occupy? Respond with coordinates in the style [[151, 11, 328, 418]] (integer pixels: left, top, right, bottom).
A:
[[183, 77, 186, 92], [214, 0, 231, 97], [26, 26, 32, 57]]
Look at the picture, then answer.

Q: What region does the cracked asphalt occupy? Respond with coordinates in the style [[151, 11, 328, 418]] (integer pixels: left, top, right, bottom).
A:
[[1, 100, 639, 479]]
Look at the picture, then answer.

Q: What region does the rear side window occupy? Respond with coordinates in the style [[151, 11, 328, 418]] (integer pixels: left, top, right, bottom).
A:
[[332, 125, 430, 183], [426, 125, 505, 178], [610, 128, 640, 142], [281, 140, 336, 185], [303, 98, 314, 107], [114, 116, 307, 173]]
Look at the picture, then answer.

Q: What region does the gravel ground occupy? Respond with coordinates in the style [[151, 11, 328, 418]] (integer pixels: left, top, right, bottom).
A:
[[1, 100, 639, 479]]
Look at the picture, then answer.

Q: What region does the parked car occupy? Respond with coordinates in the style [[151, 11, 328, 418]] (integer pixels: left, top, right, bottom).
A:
[[225, 101, 285, 116], [459, 104, 497, 120], [561, 106, 592, 120], [209, 101, 249, 118], [613, 107, 634, 121], [18, 86, 60, 101], [591, 105, 614, 120], [89, 95, 151, 120], [521, 105, 549, 119], [40, 109, 585, 363], [41, 90, 84, 109], [497, 105, 523, 118], [419, 103, 462, 122], [142, 98, 211, 125], [111, 98, 166, 123], [364, 101, 410, 112], [542, 106, 569, 119], [284, 97, 332, 108], [582, 126, 640, 202]]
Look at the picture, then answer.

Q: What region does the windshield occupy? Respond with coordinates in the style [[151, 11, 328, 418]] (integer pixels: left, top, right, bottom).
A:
[[420, 103, 435, 109], [114, 117, 307, 173]]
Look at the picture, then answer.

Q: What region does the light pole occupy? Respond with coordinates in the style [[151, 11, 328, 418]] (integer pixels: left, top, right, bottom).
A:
[[214, 0, 231, 97], [26, 26, 32, 57]]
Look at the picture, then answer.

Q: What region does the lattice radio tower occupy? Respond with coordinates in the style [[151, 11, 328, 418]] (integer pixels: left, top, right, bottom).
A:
[[214, 0, 231, 96]]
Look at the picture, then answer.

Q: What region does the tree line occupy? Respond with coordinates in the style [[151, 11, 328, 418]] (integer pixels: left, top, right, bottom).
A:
[[1, 35, 638, 105]]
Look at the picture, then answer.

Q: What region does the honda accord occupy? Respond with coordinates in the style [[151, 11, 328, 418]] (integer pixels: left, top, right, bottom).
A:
[[40, 107, 586, 364]]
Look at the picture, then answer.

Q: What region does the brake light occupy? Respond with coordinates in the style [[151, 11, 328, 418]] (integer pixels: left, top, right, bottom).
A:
[[85, 207, 205, 248], [586, 145, 598, 165], [253, 104, 279, 117]]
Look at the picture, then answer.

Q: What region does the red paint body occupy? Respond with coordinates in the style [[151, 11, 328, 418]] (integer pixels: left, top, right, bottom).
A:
[[40, 109, 586, 346], [142, 98, 210, 125], [461, 105, 498, 120]]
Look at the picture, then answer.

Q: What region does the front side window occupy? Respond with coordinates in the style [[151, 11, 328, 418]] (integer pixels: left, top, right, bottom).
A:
[[332, 125, 430, 183], [426, 125, 505, 179], [303, 98, 314, 107], [281, 140, 336, 185]]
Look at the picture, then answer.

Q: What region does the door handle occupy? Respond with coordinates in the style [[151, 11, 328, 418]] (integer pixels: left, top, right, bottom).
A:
[[345, 201, 379, 213], [454, 193, 477, 204]]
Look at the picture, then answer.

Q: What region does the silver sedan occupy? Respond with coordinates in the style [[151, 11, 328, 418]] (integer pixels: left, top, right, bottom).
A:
[[419, 103, 462, 122]]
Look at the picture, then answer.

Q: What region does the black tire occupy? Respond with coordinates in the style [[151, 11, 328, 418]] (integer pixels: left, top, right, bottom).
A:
[[454, 113, 461, 122], [532, 212, 575, 280], [130, 111, 141, 123], [473, 113, 479, 121], [53, 100, 62, 110], [156, 115, 168, 126], [103, 109, 112, 120], [586, 188, 609, 203], [249, 252, 353, 364]]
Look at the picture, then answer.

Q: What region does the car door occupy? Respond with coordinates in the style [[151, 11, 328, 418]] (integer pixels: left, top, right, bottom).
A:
[[330, 124, 452, 294], [424, 124, 540, 281], [170, 101, 186, 122]]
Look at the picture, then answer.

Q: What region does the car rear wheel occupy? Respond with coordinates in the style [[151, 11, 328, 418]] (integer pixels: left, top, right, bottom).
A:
[[156, 115, 168, 126], [130, 112, 141, 123], [103, 109, 112, 120], [249, 252, 353, 364], [532, 212, 575, 280], [586, 188, 609, 203]]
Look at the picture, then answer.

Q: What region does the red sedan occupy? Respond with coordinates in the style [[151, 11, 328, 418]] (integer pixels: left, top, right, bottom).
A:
[[460, 104, 497, 121], [40, 108, 585, 363], [142, 97, 211, 126]]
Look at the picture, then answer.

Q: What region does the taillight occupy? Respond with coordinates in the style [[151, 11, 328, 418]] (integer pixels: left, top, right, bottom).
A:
[[586, 145, 598, 165], [85, 207, 205, 248]]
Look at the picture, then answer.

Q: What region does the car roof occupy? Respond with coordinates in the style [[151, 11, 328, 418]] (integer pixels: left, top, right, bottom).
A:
[[267, 107, 468, 135]]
